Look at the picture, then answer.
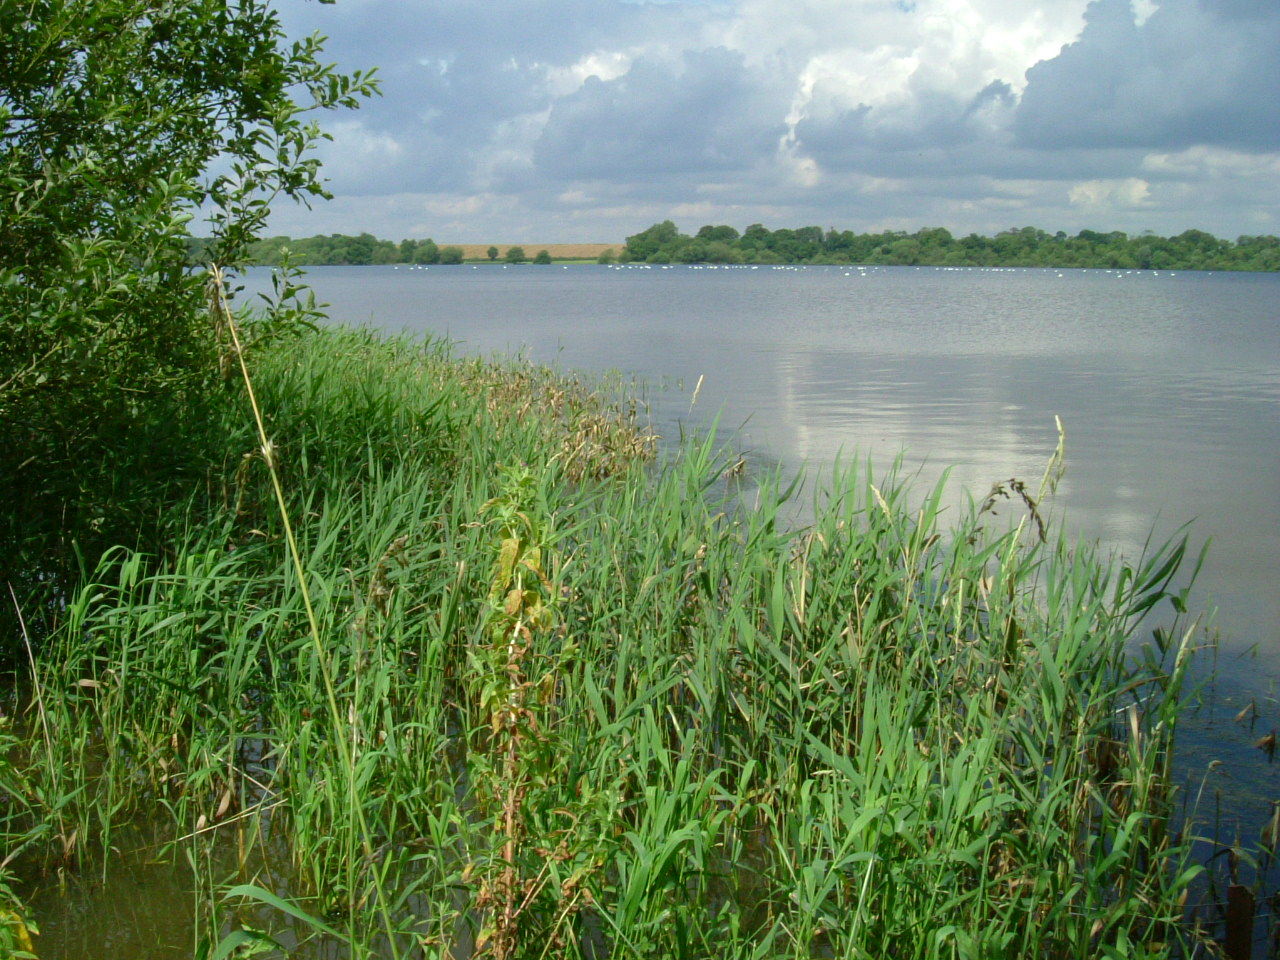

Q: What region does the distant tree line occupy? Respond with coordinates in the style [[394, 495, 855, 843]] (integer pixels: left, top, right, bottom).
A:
[[188, 225, 1279, 271], [186, 234, 561, 266], [621, 222, 1280, 271], [187, 233, 462, 265]]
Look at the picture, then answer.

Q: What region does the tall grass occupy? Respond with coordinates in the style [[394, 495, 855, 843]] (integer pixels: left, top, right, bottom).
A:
[[2, 325, 1205, 958]]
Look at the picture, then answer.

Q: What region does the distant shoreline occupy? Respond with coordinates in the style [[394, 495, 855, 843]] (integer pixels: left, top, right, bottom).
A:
[[451, 243, 615, 260], [188, 225, 1279, 271]]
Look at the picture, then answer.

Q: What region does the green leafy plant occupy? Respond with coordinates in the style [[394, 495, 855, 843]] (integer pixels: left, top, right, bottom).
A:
[[0, 0, 377, 613]]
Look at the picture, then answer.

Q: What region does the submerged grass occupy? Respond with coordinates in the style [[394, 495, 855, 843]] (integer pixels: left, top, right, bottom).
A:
[[1, 323, 1207, 958]]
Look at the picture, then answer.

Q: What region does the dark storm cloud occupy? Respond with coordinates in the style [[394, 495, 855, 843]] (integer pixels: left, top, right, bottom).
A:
[[780, 0, 1279, 210], [789, 79, 1141, 189], [1014, 0, 1280, 151]]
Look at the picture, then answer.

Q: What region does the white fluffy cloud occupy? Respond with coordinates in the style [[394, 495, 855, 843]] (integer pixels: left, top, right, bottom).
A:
[[263, 0, 1280, 241], [1068, 177, 1152, 208]]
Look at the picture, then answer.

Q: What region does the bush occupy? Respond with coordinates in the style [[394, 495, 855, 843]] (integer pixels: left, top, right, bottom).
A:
[[0, 0, 375, 622], [439, 245, 465, 264], [533, 249, 552, 264]]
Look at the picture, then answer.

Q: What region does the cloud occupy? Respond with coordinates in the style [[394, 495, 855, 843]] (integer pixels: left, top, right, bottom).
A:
[[1142, 145, 1280, 181], [530, 47, 789, 184], [259, 0, 1280, 241], [1015, 0, 1280, 151], [1068, 177, 1152, 208]]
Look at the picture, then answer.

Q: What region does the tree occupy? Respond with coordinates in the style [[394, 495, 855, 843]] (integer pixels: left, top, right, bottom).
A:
[[439, 245, 464, 264], [696, 224, 739, 243], [533, 249, 552, 264], [597, 248, 617, 264], [0, 0, 376, 594], [624, 221, 680, 261], [487, 245, 499, 261], [505, 246, 527, 264], [414, 238, 440, 264]]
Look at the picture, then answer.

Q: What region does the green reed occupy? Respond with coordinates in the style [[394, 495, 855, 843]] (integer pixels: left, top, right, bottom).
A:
[[1, 325, 1206, 959]]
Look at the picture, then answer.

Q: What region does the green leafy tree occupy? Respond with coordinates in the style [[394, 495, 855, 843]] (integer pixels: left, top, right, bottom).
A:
[[0, 0, 376, 598], [505, 246, 527, 264], [439, 245, 465, 264], [696, 224, 739, 243], [533, 249, 552, 264], [597, 248, 617, 264], [487, 245, 499, 261], [414, 238, 440, 264], [624, 220, 680, 261]]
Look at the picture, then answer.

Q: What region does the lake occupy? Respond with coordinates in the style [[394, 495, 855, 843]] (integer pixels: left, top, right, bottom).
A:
[[240, 261, 1278, 841]]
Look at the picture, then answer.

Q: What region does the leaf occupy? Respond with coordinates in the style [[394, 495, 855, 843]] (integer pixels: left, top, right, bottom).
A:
[[0, 908, 35, 955], [208, 928, 283, 960], [222, 884, 345, 940], [492, 537, 521, 598], [1255, 731, 1276, 760]]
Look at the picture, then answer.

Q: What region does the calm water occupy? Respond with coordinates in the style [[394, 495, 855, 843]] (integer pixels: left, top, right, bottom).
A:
[[30, 263, 1277, 956], [241, 261, 1280, 800]]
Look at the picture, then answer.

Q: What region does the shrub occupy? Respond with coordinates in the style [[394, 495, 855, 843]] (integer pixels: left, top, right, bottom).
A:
[[0, 0, 375, 622]]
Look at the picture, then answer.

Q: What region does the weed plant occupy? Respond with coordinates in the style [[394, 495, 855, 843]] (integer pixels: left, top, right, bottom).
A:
[[2, 326, 1204, 959]]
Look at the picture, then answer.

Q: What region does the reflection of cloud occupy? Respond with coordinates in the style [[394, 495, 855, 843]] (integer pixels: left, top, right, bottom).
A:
[[765, 346, 1058, 510]]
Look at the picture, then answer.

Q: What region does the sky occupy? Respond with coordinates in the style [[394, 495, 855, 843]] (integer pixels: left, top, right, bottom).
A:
[[268, 0, 1280, 243]]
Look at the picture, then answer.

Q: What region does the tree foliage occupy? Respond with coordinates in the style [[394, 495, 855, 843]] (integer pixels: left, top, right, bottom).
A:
[[0, 0, 375, 597], [505, 245, 527, 264], [621, 221, 1280, 270]]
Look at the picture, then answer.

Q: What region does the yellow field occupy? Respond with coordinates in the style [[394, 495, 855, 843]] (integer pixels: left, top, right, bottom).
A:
[[452, 243, 619, 260]]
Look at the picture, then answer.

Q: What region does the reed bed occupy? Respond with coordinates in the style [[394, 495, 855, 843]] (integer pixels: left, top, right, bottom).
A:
[[1, 326, 1203, 959]]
